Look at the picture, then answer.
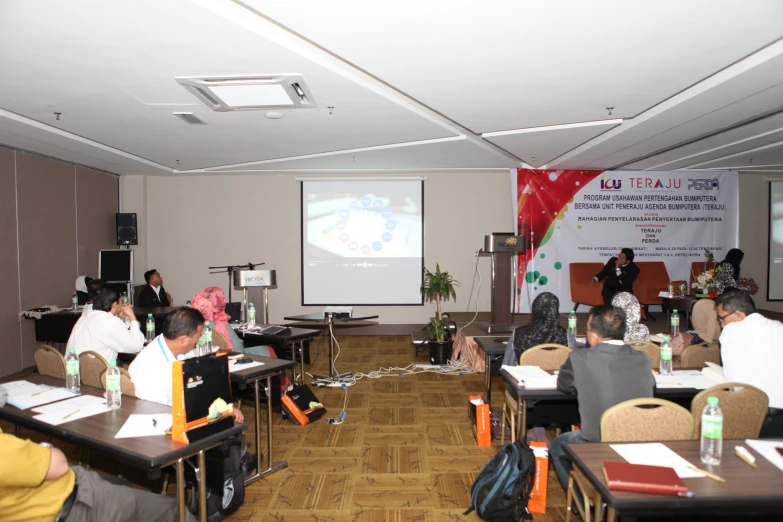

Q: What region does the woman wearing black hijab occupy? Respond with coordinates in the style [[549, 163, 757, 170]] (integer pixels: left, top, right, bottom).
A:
[[502, 292, 568, 366], [715, 248, 758, 295]]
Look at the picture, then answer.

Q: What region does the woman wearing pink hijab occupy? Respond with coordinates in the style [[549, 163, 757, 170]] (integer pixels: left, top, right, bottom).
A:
[[191, 286, 289, 389]]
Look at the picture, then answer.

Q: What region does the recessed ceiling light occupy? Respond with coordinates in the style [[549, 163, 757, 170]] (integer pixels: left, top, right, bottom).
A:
[[265, 112, 283, 119], [176, 74, 316, 112]]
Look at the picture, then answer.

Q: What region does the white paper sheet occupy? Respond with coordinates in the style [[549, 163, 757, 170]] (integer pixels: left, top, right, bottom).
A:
[[745, 439, 783, 472], [228, 359, 264, 372], [6, 386, 80, 410], [0, 380, 40, 395], [115, 413, 172, 439], [32, 395, 108, 414], [610, 442, 704, 478], [501, 365, 558, 389], [655, 370, 723, 389]]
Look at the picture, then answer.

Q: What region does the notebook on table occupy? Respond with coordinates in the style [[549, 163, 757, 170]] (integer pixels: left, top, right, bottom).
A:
[[603, 462, 688, 496]]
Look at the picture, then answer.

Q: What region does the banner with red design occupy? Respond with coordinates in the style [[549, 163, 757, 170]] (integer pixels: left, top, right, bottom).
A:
[[511, 169, 738, 312]]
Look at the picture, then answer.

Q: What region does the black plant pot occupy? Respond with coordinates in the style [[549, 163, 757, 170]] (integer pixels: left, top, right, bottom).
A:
[[429, 339, 453, 365]]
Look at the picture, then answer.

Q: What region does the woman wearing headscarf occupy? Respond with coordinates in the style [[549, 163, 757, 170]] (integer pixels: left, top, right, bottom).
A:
[[715, 248, 758, 295], [611, 292, 650, 343], [671, 299, 721, 358], [74, 275, 93, 306], [502, 292, 568, 366]]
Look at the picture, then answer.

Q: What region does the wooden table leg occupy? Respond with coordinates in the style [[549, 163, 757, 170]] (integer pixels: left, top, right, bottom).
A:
[[607, 505, 616, 522], [516, 396, 527, 440], [176, 458, 185, 522]]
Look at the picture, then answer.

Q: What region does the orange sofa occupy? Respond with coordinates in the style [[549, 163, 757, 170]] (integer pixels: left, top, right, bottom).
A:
[[569, 261, 671, 311]]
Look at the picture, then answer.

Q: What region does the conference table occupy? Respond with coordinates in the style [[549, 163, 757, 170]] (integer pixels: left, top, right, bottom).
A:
[[236, 326, 320, 385], [473, 336, 509, 405], [31, 306, 178, 344], [0, 375, 244, 522], [502, 368, 705, 439], [660, 294, 700, 327], [564, 439, 783, 521]]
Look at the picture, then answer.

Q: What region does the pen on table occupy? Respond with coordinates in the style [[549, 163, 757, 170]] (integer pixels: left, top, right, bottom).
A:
[[62, 409, 80, 420], [734, 446, 757, 469], [152, 418, 158, 428], [678, 491, 696, 498], [31, 388, 54, 396], [687, 465, 725, 483]]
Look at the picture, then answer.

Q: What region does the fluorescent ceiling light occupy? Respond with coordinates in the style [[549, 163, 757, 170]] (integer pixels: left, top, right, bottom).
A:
[[482, 119, 623, 138], [210, 84, 293, 107]]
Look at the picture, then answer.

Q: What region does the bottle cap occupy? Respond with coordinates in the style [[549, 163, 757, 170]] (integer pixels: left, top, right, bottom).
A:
[[673, 309, 678, 313], [148, 313, 153, 317], [110, 360, 116, 366], [570, 310, 575, 314], [662, 335, 670, 341], [707, 396, 719, 406], [69, 347, 75, 353]]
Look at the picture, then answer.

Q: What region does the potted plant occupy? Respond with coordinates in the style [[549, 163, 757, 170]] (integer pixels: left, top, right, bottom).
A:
[[420, 263, 458, 364]]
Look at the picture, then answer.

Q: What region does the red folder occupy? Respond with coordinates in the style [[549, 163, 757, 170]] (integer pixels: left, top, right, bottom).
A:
[[603, 462, 688, 496]]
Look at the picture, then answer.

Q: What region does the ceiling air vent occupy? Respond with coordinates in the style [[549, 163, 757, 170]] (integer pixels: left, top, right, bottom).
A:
[[175, 74, 317, 112], [173, 112, 206, 125]]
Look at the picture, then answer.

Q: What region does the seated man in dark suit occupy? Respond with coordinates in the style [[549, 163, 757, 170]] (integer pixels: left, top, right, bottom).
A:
[[591, 247, 640, 305], [549, 305, 655, 488], [137, 269, 171, 307]]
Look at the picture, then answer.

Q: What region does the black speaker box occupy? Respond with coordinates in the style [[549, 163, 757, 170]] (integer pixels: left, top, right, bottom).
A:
[[116, 213, 138, 245]]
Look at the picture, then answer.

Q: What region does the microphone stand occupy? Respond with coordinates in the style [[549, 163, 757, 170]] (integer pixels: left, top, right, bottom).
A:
[[208, 262, 264, 302]]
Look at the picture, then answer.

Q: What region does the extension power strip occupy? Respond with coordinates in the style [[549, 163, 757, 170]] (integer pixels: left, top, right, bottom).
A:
[[413, 364, 441, 369]]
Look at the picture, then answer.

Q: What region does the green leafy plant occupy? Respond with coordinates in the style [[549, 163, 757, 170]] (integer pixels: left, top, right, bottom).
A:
[[704, 249, 716, 263], [420, 263, 458, 342]]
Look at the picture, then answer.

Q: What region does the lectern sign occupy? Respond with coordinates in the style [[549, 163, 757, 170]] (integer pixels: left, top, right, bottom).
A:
[[233, 270, 277, 288]]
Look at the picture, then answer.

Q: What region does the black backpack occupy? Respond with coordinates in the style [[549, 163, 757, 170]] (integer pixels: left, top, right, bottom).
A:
[[465, 440, 536, 521]]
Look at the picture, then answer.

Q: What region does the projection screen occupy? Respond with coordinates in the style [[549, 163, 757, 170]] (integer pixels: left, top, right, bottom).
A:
[[300, 178, 424, 305], [768, 181, 783, 300]]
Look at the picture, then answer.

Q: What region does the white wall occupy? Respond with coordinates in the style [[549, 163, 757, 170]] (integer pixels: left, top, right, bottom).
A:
[[122, 171, 513, 323]]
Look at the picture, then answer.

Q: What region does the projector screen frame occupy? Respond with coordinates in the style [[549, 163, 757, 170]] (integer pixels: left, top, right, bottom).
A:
[[768, 181, 783, 301], [299, 177, 425, 307]]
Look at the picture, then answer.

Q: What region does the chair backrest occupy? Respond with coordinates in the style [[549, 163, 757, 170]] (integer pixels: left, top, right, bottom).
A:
[[633, 261, 671, 305], [519, 344, 571, 371], [33, 345, 66, 379], [78, 351, 109, 388], [100, 367, 137, 398], [212, 330, 228, 351], [569, 262, 605, 307], [626, 340, 661, 368], [601, 398, 694, 442], [166, 291, 174, 306], [690, 382, 769, 439], [681, 343, 721, 368]]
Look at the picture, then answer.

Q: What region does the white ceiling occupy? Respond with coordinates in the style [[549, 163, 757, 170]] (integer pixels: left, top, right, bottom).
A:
[[1, 0, 783, 175]]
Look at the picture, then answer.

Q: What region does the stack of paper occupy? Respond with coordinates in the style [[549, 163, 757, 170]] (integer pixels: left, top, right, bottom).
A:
[[610, 442, 704, 478], [501, 365, 558, 389], [5, 384, 80, 410], [31, 395, 110, 425], [745, 439, 783, 472], [228, 359, 264, 372]]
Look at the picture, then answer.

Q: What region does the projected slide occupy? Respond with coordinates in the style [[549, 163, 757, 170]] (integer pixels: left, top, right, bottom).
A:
[[769, 182, 783, 300], [301, 179, 424, 305]]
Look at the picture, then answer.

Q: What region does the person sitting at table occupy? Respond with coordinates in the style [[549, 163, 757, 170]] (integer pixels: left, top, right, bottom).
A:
[[549, 305, 655, 488], [0, 428, 196, 522], [590, 248, 640, 305], [137, 268, 170, 307], [74, 275, 93, 305], [502, 292, 567, 366], [714, 289, 783, 438], [611, 292, 649, 343], [66, 287, 145, 362], [671, 298, 720, 359], [80, 278, 105, 318], [715, 248, 759, 295]]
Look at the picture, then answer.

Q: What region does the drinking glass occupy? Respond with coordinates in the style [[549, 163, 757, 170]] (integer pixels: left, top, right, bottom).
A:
[[679, 281, 687, 296]]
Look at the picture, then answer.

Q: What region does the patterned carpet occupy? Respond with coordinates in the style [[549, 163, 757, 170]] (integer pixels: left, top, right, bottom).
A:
[[232, 335, 568, 522]]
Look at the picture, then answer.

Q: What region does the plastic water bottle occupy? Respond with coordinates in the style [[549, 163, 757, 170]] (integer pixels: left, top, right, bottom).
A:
[[186, 299, 191, 307], [196, 328, 206, 355], [145, 313, 155, 342], [659, 335, 673, 376], [248, 302, 256, 327], [667, 281, 673, 298], [65, 347, 80, 392], [203, 322, 213, 354], [72, 291, 78, 310], [122, 291, 128, 303], [701, 396, 723, 465], [670, 309, 680, 337], [106, 360, 121, 410], [568, 310, 577, 337]]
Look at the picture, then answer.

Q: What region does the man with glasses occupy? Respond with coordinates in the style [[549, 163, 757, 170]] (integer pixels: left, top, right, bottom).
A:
[[715, 289, 783, 437], [549, 305, 655, 488]]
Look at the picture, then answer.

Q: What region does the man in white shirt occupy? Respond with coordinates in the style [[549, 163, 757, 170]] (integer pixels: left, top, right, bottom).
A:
[[129, 307, 242, 424], [138, 269, 170, 307], [66, 287, 144, 363], [715, 289, 783, 438]]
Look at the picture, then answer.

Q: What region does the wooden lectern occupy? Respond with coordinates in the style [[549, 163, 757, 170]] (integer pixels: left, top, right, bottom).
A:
[[478, 233, 527, 333]]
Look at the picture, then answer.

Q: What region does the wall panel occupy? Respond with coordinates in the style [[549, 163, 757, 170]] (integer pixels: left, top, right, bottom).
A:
[[0, 147, 21, 373], [76, 166, 119, 276]]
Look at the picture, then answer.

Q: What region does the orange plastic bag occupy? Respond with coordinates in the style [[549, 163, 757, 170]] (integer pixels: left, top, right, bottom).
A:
[[528, 441, 549, 513], [468, 394, 491, 447]]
